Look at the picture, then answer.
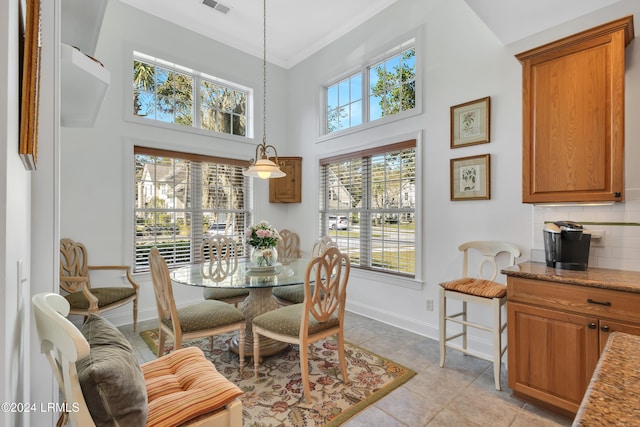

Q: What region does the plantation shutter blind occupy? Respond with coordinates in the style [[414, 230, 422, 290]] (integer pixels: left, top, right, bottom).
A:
[[134, 146, 251, 272], [319, 139, 416, 276]]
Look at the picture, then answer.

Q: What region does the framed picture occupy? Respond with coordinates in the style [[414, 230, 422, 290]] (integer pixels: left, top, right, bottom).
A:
[[450, 154, 490, 201], [19, 0, 42, 170], [450, 96, 490, 148]]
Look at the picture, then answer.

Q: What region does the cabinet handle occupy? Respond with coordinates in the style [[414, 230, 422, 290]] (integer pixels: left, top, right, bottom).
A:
[[601, 325, 610, 332], [588, 322, 597, 329], [587, 298, 612, 306]]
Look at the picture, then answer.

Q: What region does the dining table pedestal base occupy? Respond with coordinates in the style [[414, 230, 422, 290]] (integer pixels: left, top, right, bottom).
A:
[[229, 287, 289, 357]]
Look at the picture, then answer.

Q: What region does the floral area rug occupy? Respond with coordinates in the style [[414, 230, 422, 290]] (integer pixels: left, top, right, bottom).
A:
[[140, 329, 415, 427]]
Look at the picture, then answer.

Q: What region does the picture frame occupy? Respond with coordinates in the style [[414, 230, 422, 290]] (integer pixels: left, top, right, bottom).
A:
[[19, 0, 42, 170], [450, 96, 490, 148], [450, 154, 490, 201]]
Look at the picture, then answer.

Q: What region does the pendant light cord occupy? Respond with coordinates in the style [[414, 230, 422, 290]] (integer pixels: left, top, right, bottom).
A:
[[263, 0, 267, 147]]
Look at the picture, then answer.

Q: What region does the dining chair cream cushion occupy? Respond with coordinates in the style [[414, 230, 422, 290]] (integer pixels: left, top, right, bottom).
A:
[[252, 304, 340, 337], [77, 314, 148, 426], [160, 300, 245, 333]]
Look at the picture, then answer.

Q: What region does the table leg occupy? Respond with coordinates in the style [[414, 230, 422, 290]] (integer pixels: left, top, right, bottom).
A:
[[230, 287, 289, 357]]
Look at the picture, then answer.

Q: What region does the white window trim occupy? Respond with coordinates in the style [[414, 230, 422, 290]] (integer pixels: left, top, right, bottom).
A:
[[314, 130, 423, 284], [124, 43, 256, 144], [317, 27, 423, 143]]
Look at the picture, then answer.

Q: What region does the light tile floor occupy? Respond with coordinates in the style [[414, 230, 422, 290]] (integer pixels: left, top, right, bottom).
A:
[[119, 312, 573, 427]]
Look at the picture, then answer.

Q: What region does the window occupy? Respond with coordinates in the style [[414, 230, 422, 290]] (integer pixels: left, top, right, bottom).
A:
[[326, 73, 362, 133], [134, 146, 251, 272], [324, 41, 416, 135], [133, 52, 251, 137], [369, 47, 416, 121], [319, 140, 416, 276]]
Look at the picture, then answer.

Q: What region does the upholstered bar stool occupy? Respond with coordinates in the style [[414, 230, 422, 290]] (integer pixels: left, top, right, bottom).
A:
[[439, 241, 520, 390]]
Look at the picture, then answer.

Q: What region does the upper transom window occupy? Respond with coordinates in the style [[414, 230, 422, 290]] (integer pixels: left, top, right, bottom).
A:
[[324, 40, 416, 136], [133, 52, 252, 138]]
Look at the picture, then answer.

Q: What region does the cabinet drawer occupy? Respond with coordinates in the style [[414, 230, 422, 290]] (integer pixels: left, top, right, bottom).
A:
[[507, 277, 640, 324]]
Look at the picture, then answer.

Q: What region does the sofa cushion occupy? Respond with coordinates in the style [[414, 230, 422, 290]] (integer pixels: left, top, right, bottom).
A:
[[141, 346, 243, 427], [77, 314, 148, 427]]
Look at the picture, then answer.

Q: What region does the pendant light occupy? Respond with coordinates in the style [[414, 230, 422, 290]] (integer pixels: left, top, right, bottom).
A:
[[243, 0, 286, 179]]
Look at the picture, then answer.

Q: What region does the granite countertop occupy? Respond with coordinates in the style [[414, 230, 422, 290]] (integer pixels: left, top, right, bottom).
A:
[[501, 262, 640, 294], [573, 332, 640, 426]]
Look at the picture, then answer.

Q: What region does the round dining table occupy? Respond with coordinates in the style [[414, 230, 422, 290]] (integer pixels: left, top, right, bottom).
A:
[[170, 258, 310, 357]]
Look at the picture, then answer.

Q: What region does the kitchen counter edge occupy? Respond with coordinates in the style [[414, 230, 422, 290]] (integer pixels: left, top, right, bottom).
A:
[[501, 262, 640, 293], [572, 332, 640, 426]]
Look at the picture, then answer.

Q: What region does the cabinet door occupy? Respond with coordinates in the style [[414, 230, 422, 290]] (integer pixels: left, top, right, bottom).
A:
[[269, 157, 301, 203], [508, 302, 599, 414], [598, 319, 640, 353], [516, 17, 632, 203]]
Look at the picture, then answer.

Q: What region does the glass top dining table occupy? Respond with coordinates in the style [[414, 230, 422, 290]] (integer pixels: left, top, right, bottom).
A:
[[170, 258, 310, 290], [170, 258, 311, 357]]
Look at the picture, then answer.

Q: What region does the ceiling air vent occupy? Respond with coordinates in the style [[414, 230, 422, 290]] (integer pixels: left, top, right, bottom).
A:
[[202, 0, 230, 14]]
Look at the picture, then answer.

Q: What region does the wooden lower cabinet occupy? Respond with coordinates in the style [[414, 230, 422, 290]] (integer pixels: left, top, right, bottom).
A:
[[508, 302, 599, 413], [507, 277, 640, 415]]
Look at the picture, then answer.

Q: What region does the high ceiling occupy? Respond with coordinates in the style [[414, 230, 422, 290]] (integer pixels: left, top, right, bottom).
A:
[[118, 0, 626, 69], [119, 0, 398, 69]]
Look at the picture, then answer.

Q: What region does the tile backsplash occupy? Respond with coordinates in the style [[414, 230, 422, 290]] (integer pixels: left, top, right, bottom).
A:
[[533, 198, 640, 272]]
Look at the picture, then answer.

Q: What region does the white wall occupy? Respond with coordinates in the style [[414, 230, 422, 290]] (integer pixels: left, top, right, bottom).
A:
[[59, 0, 291, 325], [58, 0, 640, 360], [2, 0, 58, 425], [285, 0, 531, 351], [285, 0, 640, 354]]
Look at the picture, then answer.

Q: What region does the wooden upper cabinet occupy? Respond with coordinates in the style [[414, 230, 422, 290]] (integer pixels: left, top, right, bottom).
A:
[[516, 16, 634, 203], [269, 157, 301, 203]]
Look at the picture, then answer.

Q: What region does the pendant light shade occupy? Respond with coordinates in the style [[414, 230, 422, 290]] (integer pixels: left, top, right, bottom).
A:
[[244, 143, 286, 179], [243, 0, 285, 180]]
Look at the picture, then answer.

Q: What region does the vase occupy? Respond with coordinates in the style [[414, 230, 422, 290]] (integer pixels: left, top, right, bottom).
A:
[[250, 246, 278, 267]]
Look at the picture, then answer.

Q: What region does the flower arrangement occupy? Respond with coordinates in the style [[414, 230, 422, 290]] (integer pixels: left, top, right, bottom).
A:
[[245, 220, 280, 248]]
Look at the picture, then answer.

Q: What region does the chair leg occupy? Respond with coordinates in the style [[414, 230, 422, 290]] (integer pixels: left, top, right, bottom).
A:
[[133, 299, 138, 332], [253, 330, 260, 378], [337, 331, 348, 383], [158, 327, 166, 358], [439, 288, 446, 368], [462, 300, 468, 351], [492, 298, 502, 390], [300, 342, 311, 404], [238, 325, 246, 376]]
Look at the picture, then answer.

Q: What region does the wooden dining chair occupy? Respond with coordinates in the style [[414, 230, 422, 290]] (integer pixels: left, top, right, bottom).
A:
[[252, 246, 351, 403], [201, 235, 249, 307], [276, 229, 303, 263], [59, 238, 140, 330], [273, 235, 337, 306], [148, 247, 246, 374], [439, 240, 520, 390]]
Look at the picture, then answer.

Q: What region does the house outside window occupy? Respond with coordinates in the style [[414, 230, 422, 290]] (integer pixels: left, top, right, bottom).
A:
[[319, 140, 417, 276], [134, 146, 251, 272], [133, 51, 252, 138], [324, 41, 416, 136]]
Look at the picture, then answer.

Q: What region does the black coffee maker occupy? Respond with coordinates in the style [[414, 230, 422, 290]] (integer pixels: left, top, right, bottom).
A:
[[543, 221, 591, 271]]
